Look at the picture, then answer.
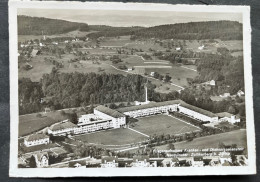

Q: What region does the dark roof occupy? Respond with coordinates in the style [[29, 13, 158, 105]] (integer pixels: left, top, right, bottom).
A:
[[101, 156, 118, 163], [50, 121, 77, 131], [133, 155, 149, 162], [117, 100, 184, 113], [95, 105, 125, 118], [180, 102, 218, 118], [194, 156, 203, 161], [25, 133, 49, 142], [171, 158, 179, 162], [216, 112, 234, 118]]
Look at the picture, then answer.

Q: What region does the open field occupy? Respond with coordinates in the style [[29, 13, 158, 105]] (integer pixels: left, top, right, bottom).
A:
[[130, 115, 200, 136], [73, 128, 147, 145], [19, 111, 68, 137], [155, 129, 247, 150]]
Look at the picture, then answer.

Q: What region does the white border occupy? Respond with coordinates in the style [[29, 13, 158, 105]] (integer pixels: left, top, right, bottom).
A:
[[9, 1, 256, 177]]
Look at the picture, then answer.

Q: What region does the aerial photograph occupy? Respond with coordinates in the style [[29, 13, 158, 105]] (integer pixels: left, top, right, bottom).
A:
[[17, 8, 247, 168]]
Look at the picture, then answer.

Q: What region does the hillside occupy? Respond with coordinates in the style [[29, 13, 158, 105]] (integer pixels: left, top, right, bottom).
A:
[[18, 15, 89, 35], [131, 21, 243, 40]]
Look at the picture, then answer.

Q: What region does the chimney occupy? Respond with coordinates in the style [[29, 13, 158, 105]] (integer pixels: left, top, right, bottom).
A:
[[145, 84, 148, 103]]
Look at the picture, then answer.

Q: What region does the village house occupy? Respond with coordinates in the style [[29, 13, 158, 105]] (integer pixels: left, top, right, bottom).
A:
[[24, 133, 50, 147], [48, 120, 77, 136], [131, 155, 157, 167], [191, 156, 204, 167], [237, 90, 245, 97], [201, 80, 215, 86], [33, 152, 49, 168], [198, 45, 205, 50], [101, 156, 119, 168]]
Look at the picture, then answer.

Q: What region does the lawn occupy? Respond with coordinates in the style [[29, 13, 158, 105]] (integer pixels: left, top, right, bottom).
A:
[[130, 115, 200, 136], [73, 128, 147, 145], [19, 111, 68, 137], [155, 129, 247, 150]]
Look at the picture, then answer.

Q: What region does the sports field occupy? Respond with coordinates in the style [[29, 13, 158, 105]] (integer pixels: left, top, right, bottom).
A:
[[73, 128, 147, 145], [130, 115, 200, 136]]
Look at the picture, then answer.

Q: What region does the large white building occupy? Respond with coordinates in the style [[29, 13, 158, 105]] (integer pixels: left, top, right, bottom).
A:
[[178, 103, 219, 123], [117, 100, 180, 118], [117, 100, 221, 123], [74, 106, 126, 135], [24, 133, 50, 147]]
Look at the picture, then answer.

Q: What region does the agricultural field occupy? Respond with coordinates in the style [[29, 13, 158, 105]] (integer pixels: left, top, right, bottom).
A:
[[155, 129, 247, 150], [130, 115, 201, 136], [19, 111, 68, 137], [73, 128, 147, 145]]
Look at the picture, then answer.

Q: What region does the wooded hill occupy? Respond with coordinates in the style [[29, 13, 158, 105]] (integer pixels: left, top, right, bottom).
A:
[[18, 15, 89, 35], [131, 21, 242, 40]]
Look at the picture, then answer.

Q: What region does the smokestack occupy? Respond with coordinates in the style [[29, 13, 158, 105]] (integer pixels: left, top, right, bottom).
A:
[[145, 85, 148, 102]]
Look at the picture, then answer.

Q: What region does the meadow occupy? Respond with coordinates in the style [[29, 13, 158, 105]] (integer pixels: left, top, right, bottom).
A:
[[155, 129, 247, 150], [130, 115, 200, 136]]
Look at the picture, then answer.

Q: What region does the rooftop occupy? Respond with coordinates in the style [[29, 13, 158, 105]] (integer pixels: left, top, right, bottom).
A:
[[180, 102, 218, 118], [216, 112, 234, 118], [25, 133, 49, 142], [101, 156, 118, 163], [95, 105, 125, 118], [50, 121, 77, 131], [133, 155, 149, 162], [117, 100, 184, 113]]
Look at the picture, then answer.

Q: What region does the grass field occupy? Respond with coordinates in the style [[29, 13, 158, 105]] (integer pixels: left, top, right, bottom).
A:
[[130, 115, 200, 136], [155, 129, 247, 150], [73, 128, 147, 145], [19, 111, 68, 137]]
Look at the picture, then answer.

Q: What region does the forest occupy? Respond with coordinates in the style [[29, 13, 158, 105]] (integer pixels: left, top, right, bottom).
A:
[[18, 16, 89, 35], [19, 70, 156, 114], [130, 21, 242, 40]]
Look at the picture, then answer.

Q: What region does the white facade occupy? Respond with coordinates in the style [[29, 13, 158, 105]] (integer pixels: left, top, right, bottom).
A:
[[24, 137, 49, 147], [219, 115, 240, 124], [178, 106, 218, 123], [101, 160, 118, 168], [123, 104, 178, 118], [94, 109, 126, 128]]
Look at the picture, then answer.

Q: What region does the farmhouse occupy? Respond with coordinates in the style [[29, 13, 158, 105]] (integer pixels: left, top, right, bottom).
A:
[[48, 120, 77, 136], [24, 133, 50, 147], [74, 106, 126, 135]]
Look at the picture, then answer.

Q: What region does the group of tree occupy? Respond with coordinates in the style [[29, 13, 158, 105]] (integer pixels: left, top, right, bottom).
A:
[[18, 15, 89, 35], [130, 21, 242, 41]]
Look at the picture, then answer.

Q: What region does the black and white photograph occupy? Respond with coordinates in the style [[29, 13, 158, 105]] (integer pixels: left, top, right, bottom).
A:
[[8, 1, 256, 177]]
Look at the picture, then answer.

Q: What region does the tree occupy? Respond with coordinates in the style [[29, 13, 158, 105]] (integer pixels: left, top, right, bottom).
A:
[[228, 106, 236, 114], [28, 155, 37, 168], [167, 143, 175, 150], [164, 75, 172, 82]]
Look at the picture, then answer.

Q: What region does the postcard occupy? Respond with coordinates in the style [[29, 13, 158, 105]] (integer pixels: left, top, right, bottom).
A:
[[9, 1, 256, 177]]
